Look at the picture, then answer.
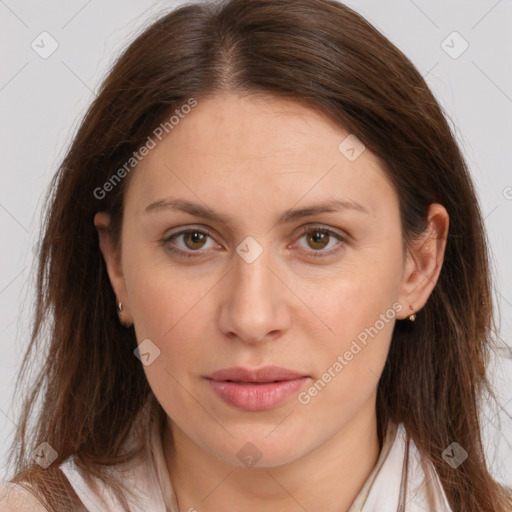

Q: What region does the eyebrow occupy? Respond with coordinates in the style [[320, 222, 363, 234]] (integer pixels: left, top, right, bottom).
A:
[[144, 197, 369, 226]]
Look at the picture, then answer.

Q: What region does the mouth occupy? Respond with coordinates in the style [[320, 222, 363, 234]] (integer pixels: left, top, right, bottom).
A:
[[204, 366, 310, 411]]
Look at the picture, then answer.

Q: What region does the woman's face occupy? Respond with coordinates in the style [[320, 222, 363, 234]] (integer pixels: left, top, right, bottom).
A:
[[97, 93, 437, 467]]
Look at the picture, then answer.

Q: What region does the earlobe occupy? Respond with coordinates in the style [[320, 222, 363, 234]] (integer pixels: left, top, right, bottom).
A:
[[396, 203, 449, 319], [93, 212, 132, 326]]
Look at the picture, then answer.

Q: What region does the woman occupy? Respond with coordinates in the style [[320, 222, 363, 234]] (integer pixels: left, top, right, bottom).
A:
[[2, 0, 511, 510]]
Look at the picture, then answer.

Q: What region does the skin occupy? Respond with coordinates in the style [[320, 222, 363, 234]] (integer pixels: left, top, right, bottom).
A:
[[95, 93, 448, 512]]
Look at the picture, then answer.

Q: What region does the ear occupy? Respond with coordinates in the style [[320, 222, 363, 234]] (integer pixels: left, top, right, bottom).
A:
[[94, 212, 132, 325], [396, 203, 449, 319]]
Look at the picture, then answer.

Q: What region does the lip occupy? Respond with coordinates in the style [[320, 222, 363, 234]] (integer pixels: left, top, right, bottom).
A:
[[207, 366, 307, 383], [205, 366, 309, 411]]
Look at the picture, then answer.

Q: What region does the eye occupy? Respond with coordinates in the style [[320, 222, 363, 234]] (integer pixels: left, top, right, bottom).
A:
[[162, 228, 219, 258], [161, 225, 347, 260], [293, 225, 347, 258]]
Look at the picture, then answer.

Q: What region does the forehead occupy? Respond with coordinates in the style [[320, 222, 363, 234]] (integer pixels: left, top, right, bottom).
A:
[[125, 93, 398, 220]]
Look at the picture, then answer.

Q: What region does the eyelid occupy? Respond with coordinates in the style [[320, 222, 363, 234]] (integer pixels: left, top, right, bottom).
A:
[[164, 225, 216, 240], [293, 223, 348, 241]]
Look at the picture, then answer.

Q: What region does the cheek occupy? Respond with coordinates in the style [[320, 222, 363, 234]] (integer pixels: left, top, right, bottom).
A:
[[316, 291, 396, 374], [127, 269, 206, 356], [125, 265, 206, 415], [298, 259, 402, 406], [299, 298, 396, 421], [310, 256, 401, 344], [122, 235, 203, 336]]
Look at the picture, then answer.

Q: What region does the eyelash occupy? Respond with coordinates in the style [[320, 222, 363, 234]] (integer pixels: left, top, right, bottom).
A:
[[161, 225, 347, 260]]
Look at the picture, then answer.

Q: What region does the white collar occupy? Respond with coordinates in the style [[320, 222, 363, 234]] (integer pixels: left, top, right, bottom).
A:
[[60, 413, 452, 511]]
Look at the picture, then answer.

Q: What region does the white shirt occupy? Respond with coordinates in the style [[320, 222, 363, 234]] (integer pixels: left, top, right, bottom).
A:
[[59, 409, 453, 512]]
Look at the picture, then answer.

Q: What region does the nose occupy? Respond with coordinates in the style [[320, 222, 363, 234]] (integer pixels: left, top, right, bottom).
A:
[[217, 243, 292, 344]]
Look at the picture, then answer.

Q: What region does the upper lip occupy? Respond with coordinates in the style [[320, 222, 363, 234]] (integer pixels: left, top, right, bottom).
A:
[[206, 366, 308, 383]]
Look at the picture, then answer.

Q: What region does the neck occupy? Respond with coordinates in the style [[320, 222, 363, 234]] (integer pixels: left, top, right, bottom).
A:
[[163, 400, 381, 512]]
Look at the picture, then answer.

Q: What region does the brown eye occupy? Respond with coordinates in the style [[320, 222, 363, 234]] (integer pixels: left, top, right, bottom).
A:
[[182, 231, 208, 250], [295, 225, 347, 259], [162, 228, 218, 258], [307, 230, 330, 250]]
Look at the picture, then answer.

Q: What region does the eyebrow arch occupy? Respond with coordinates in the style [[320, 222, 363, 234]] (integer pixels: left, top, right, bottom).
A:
[[144, 197, 369, 226]]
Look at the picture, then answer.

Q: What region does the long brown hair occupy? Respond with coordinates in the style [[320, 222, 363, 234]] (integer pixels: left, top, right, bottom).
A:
[[5, 0, 511, 510]]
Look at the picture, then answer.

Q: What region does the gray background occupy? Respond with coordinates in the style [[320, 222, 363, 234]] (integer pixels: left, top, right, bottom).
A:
[[1, 0, 511, 486]]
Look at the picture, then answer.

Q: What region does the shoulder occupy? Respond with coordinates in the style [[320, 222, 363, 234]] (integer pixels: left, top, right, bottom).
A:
[[0, 482, 49, 512]]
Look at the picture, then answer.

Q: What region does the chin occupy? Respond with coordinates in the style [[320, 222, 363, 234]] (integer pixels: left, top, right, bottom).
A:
[[202, 429, 311, 469]]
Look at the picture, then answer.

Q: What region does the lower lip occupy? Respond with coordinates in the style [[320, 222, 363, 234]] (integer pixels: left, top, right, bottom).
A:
[[206, 377, 308, 411]]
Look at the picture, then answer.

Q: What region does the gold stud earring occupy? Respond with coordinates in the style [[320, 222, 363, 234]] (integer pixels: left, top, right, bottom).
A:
[[408, 305, 416, 322]]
